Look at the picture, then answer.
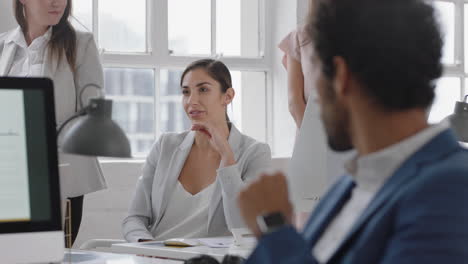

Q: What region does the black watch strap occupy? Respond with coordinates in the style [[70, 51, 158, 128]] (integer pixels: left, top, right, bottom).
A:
[[256, 212, 287, 234]]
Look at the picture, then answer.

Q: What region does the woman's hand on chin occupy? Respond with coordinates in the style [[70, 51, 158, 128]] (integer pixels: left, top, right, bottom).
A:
[[191, 123, 213, 138], [191, 122, 236, 168]]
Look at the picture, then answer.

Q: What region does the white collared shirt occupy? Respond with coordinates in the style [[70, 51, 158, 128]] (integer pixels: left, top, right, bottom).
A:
[[7, 27, 52, 77], [312, 121, 451, 263]]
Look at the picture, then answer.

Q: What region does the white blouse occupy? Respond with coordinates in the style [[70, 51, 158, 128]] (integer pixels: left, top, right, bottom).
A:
[[8, 27, 52, 77], [0, 28, 107, 199], [122, 126, 272, 243], [153, 181, 215, 241]]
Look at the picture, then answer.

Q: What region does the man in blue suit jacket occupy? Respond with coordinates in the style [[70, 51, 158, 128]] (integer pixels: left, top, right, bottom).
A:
[[238, 0, 468, 263]]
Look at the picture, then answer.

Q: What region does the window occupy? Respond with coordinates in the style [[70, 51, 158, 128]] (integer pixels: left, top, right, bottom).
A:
[[104, 68, 155, 156], [99, 0, 147, 53], [428, 1, 465, 124], [168, 0, 263, 57], [72, 0, 268, 157], [428, 77, 461, 123]]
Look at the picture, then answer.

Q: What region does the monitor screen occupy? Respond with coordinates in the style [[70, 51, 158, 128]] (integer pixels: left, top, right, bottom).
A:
[[0, 77, 61, 234]]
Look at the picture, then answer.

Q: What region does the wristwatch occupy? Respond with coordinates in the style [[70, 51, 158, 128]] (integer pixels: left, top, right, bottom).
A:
[[256, 212, 287, 235]]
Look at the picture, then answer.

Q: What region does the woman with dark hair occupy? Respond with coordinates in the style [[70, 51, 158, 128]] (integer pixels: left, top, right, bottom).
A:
[[0, 0, 106, 245], [122, 59, 271, 242]]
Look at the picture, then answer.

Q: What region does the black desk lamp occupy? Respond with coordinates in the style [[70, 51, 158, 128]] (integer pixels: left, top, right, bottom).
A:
[[448, 95, 468, 143], [57, 84, 131, 158], [56, 84, 131, 249]]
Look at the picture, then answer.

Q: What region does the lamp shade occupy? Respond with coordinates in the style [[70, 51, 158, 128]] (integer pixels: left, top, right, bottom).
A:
[[61, 98, 131, 158], [448, 100, 468, 143]]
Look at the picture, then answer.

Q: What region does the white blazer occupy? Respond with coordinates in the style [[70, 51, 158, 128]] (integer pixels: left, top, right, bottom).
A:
[[122, 125, 272, 242], [0, 28, 107, 198]]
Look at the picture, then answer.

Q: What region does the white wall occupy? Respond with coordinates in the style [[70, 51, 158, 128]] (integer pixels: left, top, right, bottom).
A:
[[297, 0, 309, 23], [74, 161, 143, 248], [270, 0, 298, 157], [0, 1, 17, 33], [270, 0, 313, 157]]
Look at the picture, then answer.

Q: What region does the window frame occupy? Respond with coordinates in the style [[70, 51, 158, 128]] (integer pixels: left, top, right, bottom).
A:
[[431, 0, 466, 99], [75, 0, 273, 158]]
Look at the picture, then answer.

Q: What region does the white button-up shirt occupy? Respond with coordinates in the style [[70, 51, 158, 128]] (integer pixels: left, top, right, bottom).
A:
[[313, 121, 451, 263], [7, 27, 52, 77]]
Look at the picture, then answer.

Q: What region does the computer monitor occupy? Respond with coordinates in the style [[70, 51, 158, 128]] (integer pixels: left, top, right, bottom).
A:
[[0, 77, 63, 263]]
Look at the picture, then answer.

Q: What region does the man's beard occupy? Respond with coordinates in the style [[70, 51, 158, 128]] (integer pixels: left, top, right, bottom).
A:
[[320, 82, 353, 152], [327, 128, 353, 151]]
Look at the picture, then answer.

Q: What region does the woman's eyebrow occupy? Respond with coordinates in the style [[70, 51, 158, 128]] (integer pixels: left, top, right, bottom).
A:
[[196, 82, 212, 87], [181, 81, 213, 89]]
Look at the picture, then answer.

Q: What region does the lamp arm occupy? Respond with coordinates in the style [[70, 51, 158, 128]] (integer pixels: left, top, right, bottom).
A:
[[79, 83, 103, 110], [56, 108, 88, 136]]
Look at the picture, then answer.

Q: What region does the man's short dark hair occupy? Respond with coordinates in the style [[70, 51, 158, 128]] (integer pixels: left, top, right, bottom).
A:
[[308, 0, 443, 110]]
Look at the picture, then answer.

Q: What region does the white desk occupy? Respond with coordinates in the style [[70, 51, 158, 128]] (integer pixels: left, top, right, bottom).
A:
[[110, 238, 255, 262], [60, 250, 182, 264]]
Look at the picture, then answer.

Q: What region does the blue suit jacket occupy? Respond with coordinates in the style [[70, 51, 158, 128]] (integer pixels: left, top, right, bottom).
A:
[[247, 130, 468, 264]]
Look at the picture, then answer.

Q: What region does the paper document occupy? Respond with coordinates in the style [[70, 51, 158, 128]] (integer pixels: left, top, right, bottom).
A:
[[0, 90, 30, 222], [198, 237, 234, 248], [140, 236, 256, 249]]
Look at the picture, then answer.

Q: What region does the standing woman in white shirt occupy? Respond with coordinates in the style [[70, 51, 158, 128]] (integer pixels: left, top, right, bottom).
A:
[[0, 0, 106, 245], [122, 59, 272, 242]]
